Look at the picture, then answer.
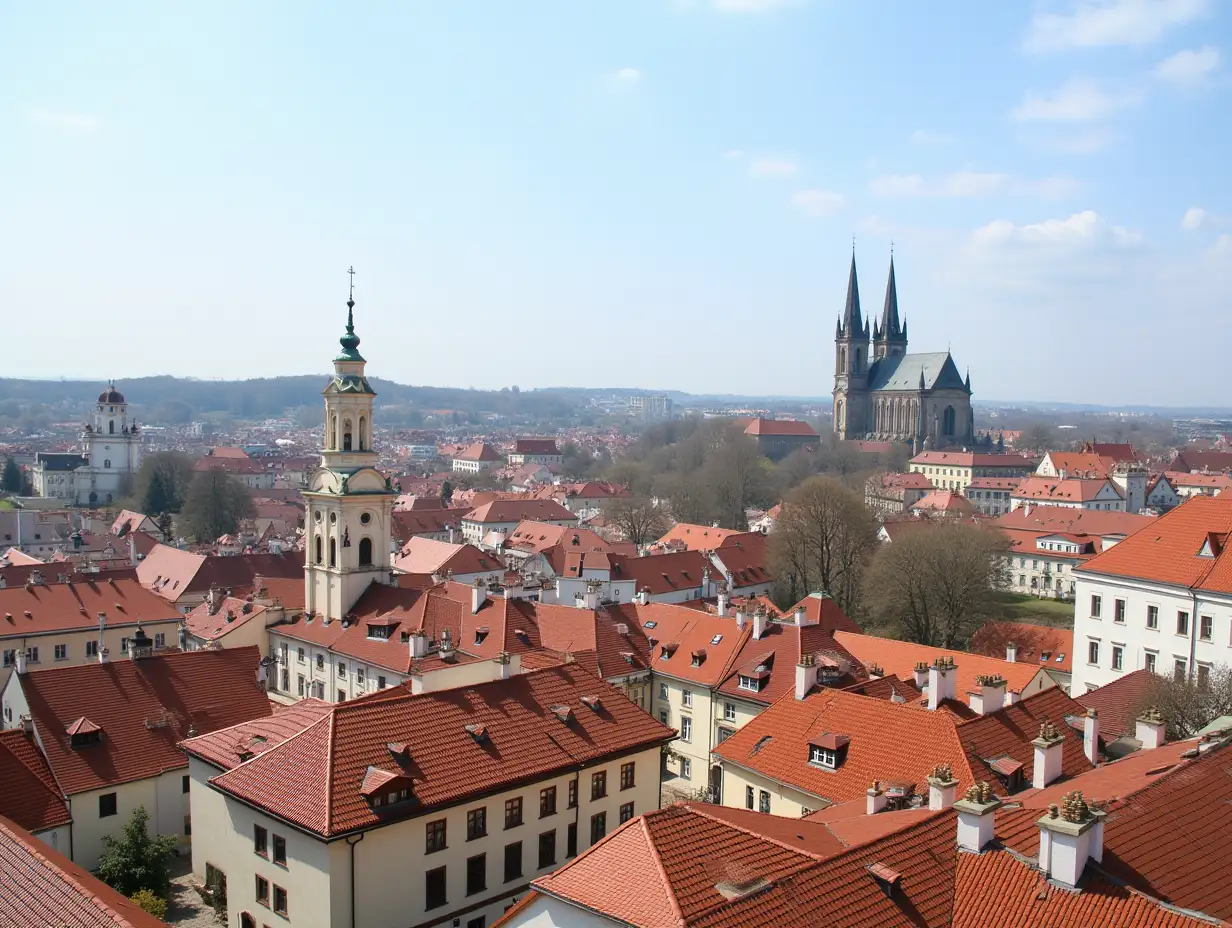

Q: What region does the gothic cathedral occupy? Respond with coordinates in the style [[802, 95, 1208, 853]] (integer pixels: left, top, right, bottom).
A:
[[832, 253, 973, 451], [303, 279, 397, 623]]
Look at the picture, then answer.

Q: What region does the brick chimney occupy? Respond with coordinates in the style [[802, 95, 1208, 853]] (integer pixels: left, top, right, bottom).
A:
[[795, 654, 818, 700], [967, 675, 1006, 716], [1036, 791, 1105, 889], [866, 781, 887, 815], [927, 657, 957, 711], [926, 764, 958, 811], [1135, 707, 1166, 749], [954, 782, 999, 852], [1031, 720, 1066, 789], [1083, 707, 1100, 765], [912, 661, 928, 690]]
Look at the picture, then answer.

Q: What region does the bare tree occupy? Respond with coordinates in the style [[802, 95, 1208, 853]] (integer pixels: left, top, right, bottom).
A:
[[701, 426, 771, 529], [767, 476, 879, 615], [607, 496, 669, 547], [1139, 664, 1232, 739], [863, 522, 1010, 647]]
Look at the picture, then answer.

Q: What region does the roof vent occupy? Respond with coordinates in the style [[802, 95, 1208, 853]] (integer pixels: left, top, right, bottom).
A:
[[580, 695, 602, 711], [387, 742, 411, 761], [465, 723, 489, 742], [867, 862, 902, 896], [550, 704, 574, 724], [714, 876, 770, 901]]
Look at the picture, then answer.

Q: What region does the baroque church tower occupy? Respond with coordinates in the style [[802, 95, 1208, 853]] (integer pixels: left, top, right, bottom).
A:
[[303, 273, 396, 623]]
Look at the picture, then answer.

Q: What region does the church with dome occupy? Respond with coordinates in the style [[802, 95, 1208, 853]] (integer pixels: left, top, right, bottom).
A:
[[832, 253, 973, 451], [31, 383, 143, 506]]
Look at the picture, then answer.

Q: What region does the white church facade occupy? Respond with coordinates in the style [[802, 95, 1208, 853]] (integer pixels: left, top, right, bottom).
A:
[[31, 383, 143, 506]]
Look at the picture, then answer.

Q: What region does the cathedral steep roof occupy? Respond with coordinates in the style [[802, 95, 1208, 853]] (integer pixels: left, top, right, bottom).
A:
[[867, 352, 966, 392]]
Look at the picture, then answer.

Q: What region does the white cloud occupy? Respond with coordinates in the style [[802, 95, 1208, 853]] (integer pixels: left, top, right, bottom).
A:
[[1024, 0, 1210, 53], [1181, 206, 1208, 230], [723, 149, 746, 160], [971, 210, 1142, 248], [790, 189, 844, 217], [909, 129, 952, 147], [712, 0, 804, 11], [31, 109, 100, 135], [749, 156, 799, 177], [1211, 233, 1232, 255], [612, 67, 642, 84], [1153, 46, 1220, 86], [1011, 79, 1141, 122], [869, 171, 1078, 199]]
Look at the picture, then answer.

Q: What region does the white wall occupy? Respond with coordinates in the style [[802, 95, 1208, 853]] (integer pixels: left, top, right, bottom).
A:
[[500, 891, 621, 928], [68, 770, 189, 870]]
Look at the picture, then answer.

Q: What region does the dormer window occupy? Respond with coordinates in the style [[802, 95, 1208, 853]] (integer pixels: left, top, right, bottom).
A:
[[809, 745, 836, 767], [66, 717, 103, 748], [474, 627, 489, 645], [367, 624, 391, 640], [738, 675, 759, 691], [807, 733, 850, 769]]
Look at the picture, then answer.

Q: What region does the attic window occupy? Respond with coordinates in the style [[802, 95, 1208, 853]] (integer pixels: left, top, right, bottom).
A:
[[710, 634, 723, 645], [465, 723, 488, 742], [691, 650, 706, 667], [808, 733, 850, 769], [738, 674, 763, 692], [474, 627, 490, 645], [868, 862, 901, 897], [580, 695, 602, 711], [620, 651, 636, 665], [550, 705, 574, 724], [642, 621, 657, 630], [368, 624, 391, 640]]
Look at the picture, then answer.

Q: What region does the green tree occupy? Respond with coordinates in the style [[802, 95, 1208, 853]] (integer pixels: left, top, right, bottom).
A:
[[441, 480, 454, 506], [1, 456, 21, 493], [129, 452, 194, 513], [181, 470, 255, 542], [96, 806, 177, 900], [130, 889, 168, 919]]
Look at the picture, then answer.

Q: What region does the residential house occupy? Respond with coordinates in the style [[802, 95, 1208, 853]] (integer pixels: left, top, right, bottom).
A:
[[743, 418, 819, 459], [137, 544, 303, 612], [391, 507, 466, 545], [707, 532, 775, 600], [507, 438, 563, 467], [910, 490, 976, 517], [1010, 476, 1125, 512], [1165, 470, 1232, 501], [1146, 473, 1181, 510], [1171, 447, 1232, 473], [962, 476, 1021, 515], [461, 500, 577, 547], [393, 537, 505, 585], [908, 451, 1034, 493], [652, 522, 742, 552], [452, 442, 504, 474], [864, 472, 934, 516]]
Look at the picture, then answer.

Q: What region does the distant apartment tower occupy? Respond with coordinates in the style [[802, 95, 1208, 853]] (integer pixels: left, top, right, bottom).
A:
[[630, 394, 673, 421]]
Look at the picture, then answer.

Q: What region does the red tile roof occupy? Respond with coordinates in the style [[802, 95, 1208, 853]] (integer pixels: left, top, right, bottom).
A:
[[969, 621, 1074, 675], [1077, 669, 1157, 739], [1013, 475, 1121, 503], [656, 523, 742, 550], [513, 438, 560, 455], [393, 538, 501, 576], [911, 451, 1035, 468], [1171, 448, 1232, 474], [911, 490, 976, 514], [207, 664, 675, 837], [993, 506, 1155, 538], [181, 698, 333, 771], [17, 647, 272, 795], [783, 593, 863, 635], [833, 632, 1045, 697], [454, 441, 503, 462], [0, 578, 182, 637], [1040, 451, 1118, 478], [183, 596, 270, 641], [715, 622, 865, 705], [0, 729, 71, 833], [390, 508, 464, 543], [137, 545, 302, 603], [607, 602, 751, 687], [505, 521, 615, 557], [0, 814, 169, 928], [744, 418, 819, 438], [612, 550, 717, 596], [464, 499, 576, 525]]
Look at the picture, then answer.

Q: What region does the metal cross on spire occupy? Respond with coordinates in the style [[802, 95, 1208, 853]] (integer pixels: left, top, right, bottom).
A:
[[347, 266, 356, 302]]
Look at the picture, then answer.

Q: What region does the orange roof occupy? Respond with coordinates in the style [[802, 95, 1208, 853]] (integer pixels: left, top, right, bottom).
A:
[[911, 490, 975, 514], [393, 538, 501, 576], [993, 505, 1155, 538], [608, 602, 751, 687], [183, 596, 270, 641], [0, 578, 181, 636], [1077, 669, 1157, 739], [911, 451, 1034, 468], [504, 521, 614, 557], [833, 632, 1044, 696], [612, 550, 718, 596], [464, 498, 576, 524], [784, 592, 863, 635], [454, 441, 503, 462], [716, 622, 865, 704], [656, 523, 742, 550], [206, 664, 675, 837], [1012, 475, 1120, 502], [1040, 451, 1118, 478], [180, 698, 333, 771], [137, 545, 302, 602], [744, 418, 819, 438], [969, 620, 1074, 675], [0, 729, 71, 834]]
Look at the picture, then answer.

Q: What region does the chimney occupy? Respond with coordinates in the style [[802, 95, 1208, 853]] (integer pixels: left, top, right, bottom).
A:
[[637, 588, 649, 606], [867, 663, 884, 680], [752, 605, 770, 640], [912, 661, 928, 690], [447, 525, 457, 545], [439, 627, 455, 661], [1005, 641, 1017, 663], [15, 648, 27, 675], [471, 579, 486, 614], [866, 781, 888, 815], [795, 654, 818, 700], [1135, 707, 1166, 749], [128, 533, 137, 567], [178, 621, 188, 651], [1036, 792, 1105, 889], [97, 612, 108, 663], [967, 675, 1006, 716], [583, 579, 600, 611], [953, 782, 1000, 852], [926, 764, 958, 811], [1082, 707, 1100, 765], [716, 585, 729, 618], [794, 605, 808, 626], [408, 629, 428, 660], [927, 657, 957, 711], [1031, 720, 1066, 789], [700, 566, 712, 599], [496, 651, 512, 680], [734, 605, 748, 629], [128, 625, 154, 660], [207, 585, 221, 615]]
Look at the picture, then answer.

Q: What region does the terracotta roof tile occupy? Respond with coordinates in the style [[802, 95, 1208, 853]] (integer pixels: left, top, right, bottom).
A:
[[0, 578, 181, 637], [1077, 670, 1158, 739], [464, 499, 576, 524], [136, 545, 301, 603], [181, 698, 332, 771], [656, 523, 742, 551], [0, 730, 71, 833], [834, 632, 1044, 697]]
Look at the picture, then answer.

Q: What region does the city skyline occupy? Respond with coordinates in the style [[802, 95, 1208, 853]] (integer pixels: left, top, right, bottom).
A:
[[2, 1, 1228, 405]]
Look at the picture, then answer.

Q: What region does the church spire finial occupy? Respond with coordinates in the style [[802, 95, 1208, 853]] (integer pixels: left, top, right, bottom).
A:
[[839, 250, 864, 337], [337, 266, 364, 362]]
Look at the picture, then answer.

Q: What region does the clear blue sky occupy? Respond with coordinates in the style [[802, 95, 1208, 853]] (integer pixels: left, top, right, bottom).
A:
[[2, 1, 1228, 405]]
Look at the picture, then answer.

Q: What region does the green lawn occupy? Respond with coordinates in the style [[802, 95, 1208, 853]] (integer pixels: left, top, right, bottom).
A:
[[988, 592, 1075, 628], [0, 499, 15, 510]]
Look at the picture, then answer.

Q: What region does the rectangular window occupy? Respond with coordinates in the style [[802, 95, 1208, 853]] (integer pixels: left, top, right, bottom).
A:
[[745, 786, 754, 810], [377, 675, 386, 689], [1178, 611, 1190, 635], [590, 812, 606, 845], [86, 640, 98, 658], [1145, 651, 1157, 673], [337, 662, 346, 676], [256, 875, 270, 907], [539, 786, 557, 818], [680, 757, 692, 780], [26, 647, 38, 664], [759, 790, 771, 814], [567, 822, 577, 858], [254, 824, 268, 856], [567, 780, 577, 809], [503, 841, 523, 883], [273, 886, 287, 917], [1088, 641, 1099, 665], [1112, 645, 1123, 671], [591, 771, 607, 800], [336, 689, 345, 703], [682, 689, 693, 708], [297, 647, 305, 663], [1174, 659, 1187, 683], [1114, 599, 1126, 623], [99, 793, 117, 818], [1198, 663, 1211, 690], [426, 818, 447, 853], [467, 807, 487, 841], [154, 633, 166, 648], [620, 762, 635, 791], [620, 802, 634, 824], [425, 866, 447, 910], [505, 797, 523, 829], [659, 709, 669, 726], [1147, 605, 1159, 629], [717, 727, 733, 743], [538, 830, 556, 869], [1200, 615, 1213, 641], [1091, 595, 1102, 618], [680, 716, 692, 742], [272, 835, 286, 866], [467, 853, 487, 896], [297, 675, 305, 697], [316, 654, 324, 670], [724, 702, 736, 722], [659, 682, 668, 700], [54, 644, 68, 660]]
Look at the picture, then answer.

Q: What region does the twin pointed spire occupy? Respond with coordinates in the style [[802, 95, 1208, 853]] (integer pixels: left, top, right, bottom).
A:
[[838, 252, 867, 339], [838, 251, 903, 346]]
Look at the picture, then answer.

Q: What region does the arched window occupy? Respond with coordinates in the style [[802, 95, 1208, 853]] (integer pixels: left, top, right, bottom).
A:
[[839, 346, 847, 373], [358, 537, 373, 566], [943, 405, 956, 437], [241, 914, 257, 928], [343, 418, 353, 451], [330, 415, 338, 450], [108, 420, 115, 434], [855, 348, 863, 372], [358, 416, 367, 451], [835, 399, 844, 430], [315, 535, 323, 564], [104, 459, 111, 469], [329, 538, 337, 568]]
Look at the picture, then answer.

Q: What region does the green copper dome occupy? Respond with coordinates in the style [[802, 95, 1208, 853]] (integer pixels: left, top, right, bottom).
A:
[[336, 298, 365, 362]]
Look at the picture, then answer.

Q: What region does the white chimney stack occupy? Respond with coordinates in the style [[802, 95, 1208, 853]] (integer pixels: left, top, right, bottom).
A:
[[954, 783, 1000, 852], [583, 580, 600, 611], [927, 657, 957, 711], [496, 651, 512, 680], [1031, 721, 1066, 789], [1135, 707, 1166, 749], [794, 655, 818, 701], [637, 588, 649, 606], [734, 606, 748, 629], [409, 630, 428, 660], [1082, 707, 1100, 765], [1005, 641, 1017, 663], [716, 586, 729, 619], [1036, 792, 1105, 889], [97, 612, 108, 663], [15, 648, 27, 675], [752, 606, 770, 640], [794, 605, 808, 626], [912, 661, 928, 690], [472, 580, 486, 615], [927, 764, 958, 811], [866, 782, 887, 815], [968, 675, 1007, 716]]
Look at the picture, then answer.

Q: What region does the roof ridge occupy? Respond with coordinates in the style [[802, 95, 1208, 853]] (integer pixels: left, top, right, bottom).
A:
[[641, 812, 689, 928], [683, 804, 837, 863], [324, 707, 338, 836]]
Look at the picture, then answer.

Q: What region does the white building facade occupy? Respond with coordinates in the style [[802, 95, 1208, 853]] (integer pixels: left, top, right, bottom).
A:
[[31, 383, 142, 506]]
